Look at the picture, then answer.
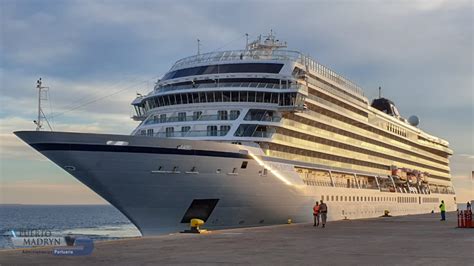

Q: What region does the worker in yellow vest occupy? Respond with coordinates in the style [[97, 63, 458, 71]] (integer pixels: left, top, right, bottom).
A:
[[439, 200, 446, 221]]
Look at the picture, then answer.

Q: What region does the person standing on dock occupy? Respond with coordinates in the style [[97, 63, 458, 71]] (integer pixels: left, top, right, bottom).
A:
[[319, 200, 328, 228], [313, 202, 320, 227], [467, 201, 471, 211], [439, 200, 446, 221]]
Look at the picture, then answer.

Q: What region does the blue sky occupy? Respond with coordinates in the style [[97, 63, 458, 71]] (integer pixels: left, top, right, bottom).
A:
[[0, 0, 472, 204]]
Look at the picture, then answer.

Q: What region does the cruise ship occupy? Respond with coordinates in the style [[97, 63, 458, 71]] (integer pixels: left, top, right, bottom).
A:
[[15, 33, 457, 235]]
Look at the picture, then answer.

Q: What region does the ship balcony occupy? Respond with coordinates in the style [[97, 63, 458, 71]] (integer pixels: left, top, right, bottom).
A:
[[151, 129, 274, 139], [154, 130, 232, 138], [143, 113, 283, 126], [234, 124, 275, 139], [144, 114, 240, 125]]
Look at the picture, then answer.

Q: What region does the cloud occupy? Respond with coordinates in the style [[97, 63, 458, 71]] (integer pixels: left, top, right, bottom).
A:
[[450, 154, 474, 178], [0, 180, 107, 204], [0, 115, 136, 161], [450, 154, 473, 202]]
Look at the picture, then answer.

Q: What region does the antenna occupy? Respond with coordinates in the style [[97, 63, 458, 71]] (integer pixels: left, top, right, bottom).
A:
[[378, 86, 382, 99], [197, 39, 201, 55], [34, 78, 53, 131], [245, 33, 249, 50]]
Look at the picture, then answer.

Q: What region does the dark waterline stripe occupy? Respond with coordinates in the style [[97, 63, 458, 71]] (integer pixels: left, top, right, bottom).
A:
[[30, 143, 251, 159]]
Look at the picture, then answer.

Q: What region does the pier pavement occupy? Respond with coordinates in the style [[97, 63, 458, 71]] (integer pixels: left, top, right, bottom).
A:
[[1, 212, 472, 265]]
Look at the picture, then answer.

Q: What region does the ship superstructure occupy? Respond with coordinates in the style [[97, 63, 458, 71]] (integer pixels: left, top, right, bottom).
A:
[[15, 33, 456, 235]]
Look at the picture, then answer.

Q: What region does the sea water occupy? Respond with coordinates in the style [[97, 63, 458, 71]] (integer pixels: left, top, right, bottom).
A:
[[0, 205, 140, 249]]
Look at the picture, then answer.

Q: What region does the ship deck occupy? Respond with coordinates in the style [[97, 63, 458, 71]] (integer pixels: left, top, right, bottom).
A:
[[1, 212, 471, 265]]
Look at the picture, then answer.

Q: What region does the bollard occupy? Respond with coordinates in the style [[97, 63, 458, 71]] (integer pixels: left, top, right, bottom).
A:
[[471, 211, 474, 228], [470, 210, 474, 228], [464, 211, 469, 228], [461, 211, 466, 228], [466, 210, 473, 228], [182, 218, 205, 233], [457, 210, 474, 228], [457, 211, 461, 228]]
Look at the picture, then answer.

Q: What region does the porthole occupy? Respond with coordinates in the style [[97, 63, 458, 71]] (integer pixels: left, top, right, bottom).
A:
[[64, 165, 76, 171]]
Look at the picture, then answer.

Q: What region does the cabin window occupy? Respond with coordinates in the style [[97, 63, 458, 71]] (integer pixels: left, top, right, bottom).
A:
[[193, 111, 202, 120], [146, 129, 154, 136], [206, 91, 215, 102], [230, 110, 240, 120], [231, 91, 239, 102], [165, 127, 174, 137], [192, 92, 199, 103], [161, 63, 284, 80], [223, 91, 231, 102], [176, 94, 183, 105], [207, 126, 218, 136], [181, 126, 190, 134], [220, 125, 231, 136], [215, 91, 223, 102], [178, 112, 186, 121], [199, 92, 206, 103], [164, 95, 170, 106], [218, 110, 228, 120], [264, 92, 271, 103], [160, 114, 167, 123], [248, 91, 256, 102]]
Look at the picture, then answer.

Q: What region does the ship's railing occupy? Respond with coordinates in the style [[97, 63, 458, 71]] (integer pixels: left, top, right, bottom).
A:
[[306, 93, 367, 120], [248, 131, 274, 138], [145, 114, 239, 125], [156, 81, 300, 93], [298, 54, 365, 97], [153, 130, 273, 138], [155, 130, 230, 138], [169, 49, 365, 98], [244, 110, 282, 122], [429, 185, 455, 195], [171, 49, 301, 70]]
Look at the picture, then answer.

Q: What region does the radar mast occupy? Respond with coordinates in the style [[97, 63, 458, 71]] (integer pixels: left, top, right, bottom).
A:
[[246, 30, 287, 53], [34, 78, 53, 131]]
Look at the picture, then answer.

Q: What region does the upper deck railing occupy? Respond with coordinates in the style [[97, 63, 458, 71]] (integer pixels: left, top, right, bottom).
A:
[[170, 49, 301, 70], [169, 49, 366, 98]]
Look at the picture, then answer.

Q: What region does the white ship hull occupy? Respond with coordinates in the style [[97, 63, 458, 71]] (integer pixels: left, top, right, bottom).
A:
[[15, 131, 456, 235]]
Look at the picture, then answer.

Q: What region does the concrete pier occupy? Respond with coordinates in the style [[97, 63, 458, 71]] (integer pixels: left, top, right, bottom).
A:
[[1, 212, 472, 265]]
